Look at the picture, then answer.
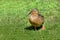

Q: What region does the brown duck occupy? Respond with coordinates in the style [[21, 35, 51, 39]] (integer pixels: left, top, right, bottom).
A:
[[29, 8, 45, 30]]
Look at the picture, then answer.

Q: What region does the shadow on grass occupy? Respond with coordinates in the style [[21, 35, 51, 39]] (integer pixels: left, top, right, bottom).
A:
[[25, 25, 42, 31]]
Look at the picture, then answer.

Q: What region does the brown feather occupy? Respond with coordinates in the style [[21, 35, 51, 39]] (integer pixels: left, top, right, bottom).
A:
[[29, 9, 44, 30]]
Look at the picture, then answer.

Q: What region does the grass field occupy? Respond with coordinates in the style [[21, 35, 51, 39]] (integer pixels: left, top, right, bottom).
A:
[[0, 0, 60, 40]]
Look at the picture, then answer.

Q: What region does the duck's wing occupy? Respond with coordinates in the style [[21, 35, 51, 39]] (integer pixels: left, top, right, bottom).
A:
[[38, 14, 44, 18], [38, 13, 44, 24]]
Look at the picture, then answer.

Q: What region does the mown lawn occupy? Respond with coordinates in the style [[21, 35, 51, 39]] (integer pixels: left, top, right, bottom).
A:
[[0, 0, 60, 40]]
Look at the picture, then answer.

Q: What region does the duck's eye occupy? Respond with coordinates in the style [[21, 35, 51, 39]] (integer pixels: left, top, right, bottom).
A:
[[34, 11, 38, 13]]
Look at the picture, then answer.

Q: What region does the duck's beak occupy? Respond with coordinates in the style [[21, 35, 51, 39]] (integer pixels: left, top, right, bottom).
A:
[[26, 11, 31, 17], [29, 12, 31, 15], [28, 11, 31, 15], [25, 13, 30, 17]]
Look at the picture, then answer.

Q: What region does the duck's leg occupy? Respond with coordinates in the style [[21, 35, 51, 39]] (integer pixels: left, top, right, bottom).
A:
[[34, 26, 36, 31]]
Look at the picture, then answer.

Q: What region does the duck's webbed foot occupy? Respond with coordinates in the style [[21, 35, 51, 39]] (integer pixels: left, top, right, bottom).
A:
[[41, 25, 45, 30]]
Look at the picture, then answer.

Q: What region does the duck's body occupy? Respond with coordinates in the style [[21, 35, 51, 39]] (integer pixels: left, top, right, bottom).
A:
[[29, 9, 44, 30], [29, 14, 44, 27]]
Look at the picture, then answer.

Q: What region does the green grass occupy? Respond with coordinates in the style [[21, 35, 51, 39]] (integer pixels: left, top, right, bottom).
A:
[[0, 0, 60, 40]]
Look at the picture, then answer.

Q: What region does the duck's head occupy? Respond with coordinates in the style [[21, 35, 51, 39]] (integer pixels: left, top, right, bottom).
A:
[[30, 8, 39, 14], [29, 8, 39, 15]]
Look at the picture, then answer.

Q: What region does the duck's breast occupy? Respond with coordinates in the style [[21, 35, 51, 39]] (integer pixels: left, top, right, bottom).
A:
[[30, 15, 37, 21]]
